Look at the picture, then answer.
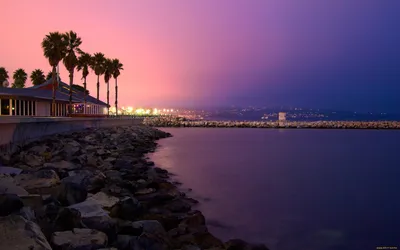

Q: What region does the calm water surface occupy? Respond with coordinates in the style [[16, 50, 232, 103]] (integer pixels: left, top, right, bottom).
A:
[[149, 128, 400, 250]]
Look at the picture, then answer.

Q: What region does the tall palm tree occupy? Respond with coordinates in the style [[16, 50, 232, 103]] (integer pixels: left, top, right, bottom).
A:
[[103, 58, 113, 115], [41, 32, 68, 116], [77, 52, 92, 113], [0, 67, 9, 87], [12, 68, 27, 88], [90, 52, 105, 100], [111, 59, 123, 116], [30, 69, 46, 86], [63, 31, 82, 114]]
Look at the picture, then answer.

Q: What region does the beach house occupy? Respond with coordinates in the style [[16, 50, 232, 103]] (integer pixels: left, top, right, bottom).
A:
[[0, 79, 108, 117]]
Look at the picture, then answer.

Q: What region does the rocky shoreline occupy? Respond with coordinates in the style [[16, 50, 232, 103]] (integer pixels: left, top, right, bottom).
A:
[[0, 126, 268, 250], [143, 116, 400, 129]]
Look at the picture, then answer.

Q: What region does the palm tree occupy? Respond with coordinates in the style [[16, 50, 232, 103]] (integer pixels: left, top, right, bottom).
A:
[[12, 68, 27, 88], [111, 59, 123, 116], [30, 69, 46, 86], [103, 58, 113, 115], [63, 31, 82, 114], [0, 67, 9, 87], [90, 52, 105, 100], [41, 32, 68, 116], [46, 71, 53, 81], [77, 52, 92, 113]]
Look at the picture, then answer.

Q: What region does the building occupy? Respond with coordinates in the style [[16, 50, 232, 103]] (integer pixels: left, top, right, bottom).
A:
[[0, 79, 108, 117], [278, 112, 286, 121]]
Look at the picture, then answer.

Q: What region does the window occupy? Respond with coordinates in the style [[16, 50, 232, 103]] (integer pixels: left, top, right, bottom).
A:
[[12, 100, 16, 115], [33, 101, 36, 116], [1, 98, 10, 115]]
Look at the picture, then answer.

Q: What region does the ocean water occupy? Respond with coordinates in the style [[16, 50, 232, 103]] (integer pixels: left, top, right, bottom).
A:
[[148, 128, 400, 250]]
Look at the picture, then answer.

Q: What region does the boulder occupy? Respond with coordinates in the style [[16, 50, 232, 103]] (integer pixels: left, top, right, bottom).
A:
[[181, 211, 206, 227], [23, 154, 44, 167], [114, 234, 168, 250], [162, 199, 192, 213], [65, 169, 106, 193], [19, 194, 43, 209], [225, 239, 270, 250], [0, 215, 52, 250], [56, 182, 88, 206], [88, 192, 119, 209], [69, 199, 109, 218], [0, 194, 24, 216], [44, 160, 79, 171], [53, 207, 83, 231], [109, 197, 143, 220], [0, 166, 23, 175], [28, 144, 50, 155], [51, 228, 107, 249], [14, 169, 60, 194], [0, 175, 29, 195], [82, 215, 118, 243]]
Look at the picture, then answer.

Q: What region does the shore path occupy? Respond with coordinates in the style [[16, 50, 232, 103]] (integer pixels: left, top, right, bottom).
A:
[[0, 126, 268, 250]]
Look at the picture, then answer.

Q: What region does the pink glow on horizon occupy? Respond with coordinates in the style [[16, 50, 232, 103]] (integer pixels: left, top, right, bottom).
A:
[[1, 0, 290, 108]]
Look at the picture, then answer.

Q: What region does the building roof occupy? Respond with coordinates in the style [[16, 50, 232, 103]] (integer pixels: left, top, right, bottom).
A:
[[0, 79, 107, 106]]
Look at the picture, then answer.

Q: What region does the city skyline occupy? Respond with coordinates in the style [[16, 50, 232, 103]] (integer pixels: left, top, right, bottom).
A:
[[1, 0, 400, 113]]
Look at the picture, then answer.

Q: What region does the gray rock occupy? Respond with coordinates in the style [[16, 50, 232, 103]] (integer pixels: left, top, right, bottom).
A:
[[0, 194, 24, 216], [0, 174, 29, 195], [44, 160, 78, 171], [82, 215, 118, 243], [53, 207, 82, 231], [109, 197, 142, 221], [52, 228, 108, 249], [69, 199, 109, 218], [0, 166, 23, 175], [114, 233, 168, 250], [28, 144, 50, 155], [0, 214, 52, 250], [56, 182, 88, 206], [225, 239, 270, 250], [88, 192, 119, 209], [66, 170, 106, 193], [24, 154, 44, 167], [14, 169, 60, 194]]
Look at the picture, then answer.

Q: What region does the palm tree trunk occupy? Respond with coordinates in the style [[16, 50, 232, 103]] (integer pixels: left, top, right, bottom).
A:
[[69, 70, 73, 115], [84, 77, 87, 114], [97, 74, 100, 100], [115, 78, 118, 116], [51, 66, 57, 116], [106, 81, 110, 116]]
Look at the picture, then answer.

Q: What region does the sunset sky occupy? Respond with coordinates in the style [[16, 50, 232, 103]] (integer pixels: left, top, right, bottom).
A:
[[1, 0, 400, 112]]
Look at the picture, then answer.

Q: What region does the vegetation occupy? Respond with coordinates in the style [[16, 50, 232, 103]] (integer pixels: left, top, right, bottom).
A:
[[0, 67, 9, 87], [72, 84, 89, 95], [90, 52, 106, 100], [12, 68, 28, 88], [63, 31, 82, 114], [2, 31, 123, 116], [103, 58, 113, 115], [41, 32, 68, 116], [46, 71, 52, 81], [77, 52, 92, 107], [112, 59, 123, 116], [30, 69, 46, 86]]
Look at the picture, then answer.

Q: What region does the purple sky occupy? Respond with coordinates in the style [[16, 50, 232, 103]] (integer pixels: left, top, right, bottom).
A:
[[2, 0, 400, 112]]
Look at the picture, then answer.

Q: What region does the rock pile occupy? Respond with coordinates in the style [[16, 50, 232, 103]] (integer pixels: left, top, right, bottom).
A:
[[0, 126, 268, 250], [144, 116, 400, 129]]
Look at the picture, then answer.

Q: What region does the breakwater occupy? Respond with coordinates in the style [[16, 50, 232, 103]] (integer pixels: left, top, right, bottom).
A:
[[0, 126, 267, 250], [143, 117, 400, 129]]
